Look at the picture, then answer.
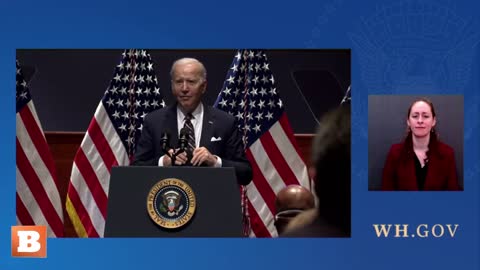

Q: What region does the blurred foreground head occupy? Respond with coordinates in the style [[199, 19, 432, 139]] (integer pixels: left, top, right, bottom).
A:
[[280, 105, 351, 237], [311, 105, 351, 234], [274, 185, 315, 235]]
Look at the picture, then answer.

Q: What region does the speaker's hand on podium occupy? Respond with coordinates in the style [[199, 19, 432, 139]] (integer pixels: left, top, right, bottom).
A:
[[162, 149, 188, 166], [191, 147, 217, 167]]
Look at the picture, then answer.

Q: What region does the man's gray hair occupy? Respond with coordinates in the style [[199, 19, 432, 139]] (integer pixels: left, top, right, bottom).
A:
[[170, 58, 207, 80]]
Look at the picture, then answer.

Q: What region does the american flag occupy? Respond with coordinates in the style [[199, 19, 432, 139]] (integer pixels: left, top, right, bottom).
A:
[[16, 60, 64, 237], [66, 49, 165, 237], [215, 50, 310, 237]]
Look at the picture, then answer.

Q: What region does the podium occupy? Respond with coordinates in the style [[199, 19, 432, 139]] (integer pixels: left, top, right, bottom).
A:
[[104, 166, 244, 237]]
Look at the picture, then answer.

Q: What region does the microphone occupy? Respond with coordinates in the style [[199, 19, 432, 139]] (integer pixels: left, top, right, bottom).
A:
[[160, 130, 171, 154], [178, 127, 189, 151], [178, 127, 193, 165]]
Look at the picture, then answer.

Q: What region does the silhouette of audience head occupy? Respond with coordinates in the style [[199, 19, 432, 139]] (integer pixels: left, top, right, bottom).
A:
[[280, 105, 351, 237], [311, 105, 351, 234]]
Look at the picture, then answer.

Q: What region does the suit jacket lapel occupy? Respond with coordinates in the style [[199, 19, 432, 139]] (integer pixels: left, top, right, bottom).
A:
[[165, 105, 179, 148], [424, 152, 438, 189], [402, 156, 418, 190], [200, 105, 215, 149]]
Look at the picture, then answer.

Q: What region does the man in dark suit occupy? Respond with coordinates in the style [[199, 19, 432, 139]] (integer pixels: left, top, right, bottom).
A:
[[132, 58, 252, 185]]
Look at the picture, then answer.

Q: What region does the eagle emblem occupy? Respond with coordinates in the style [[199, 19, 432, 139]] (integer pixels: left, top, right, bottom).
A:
[[161, 190, 184, 216]]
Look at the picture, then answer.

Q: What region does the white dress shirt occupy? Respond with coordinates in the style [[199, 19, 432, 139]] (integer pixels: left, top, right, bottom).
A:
[[158, 103, 222, 167]]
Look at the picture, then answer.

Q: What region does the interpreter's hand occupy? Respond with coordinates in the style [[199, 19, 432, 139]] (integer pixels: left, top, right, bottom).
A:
[[191, 147, 217, 167], [162, 149, 188, 166]]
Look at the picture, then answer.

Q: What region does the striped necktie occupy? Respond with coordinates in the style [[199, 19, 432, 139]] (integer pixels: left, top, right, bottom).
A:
[[184, 113, 196, 155]]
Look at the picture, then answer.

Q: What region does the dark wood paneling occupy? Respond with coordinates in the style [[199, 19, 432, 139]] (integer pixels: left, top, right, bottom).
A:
[[46, 132, 84, 237], [45, 132, 314, 237], [295, 134, 314, 167]]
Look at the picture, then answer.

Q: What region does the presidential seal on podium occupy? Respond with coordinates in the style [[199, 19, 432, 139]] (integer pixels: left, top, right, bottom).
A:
[[147, 178, 196, 229]]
